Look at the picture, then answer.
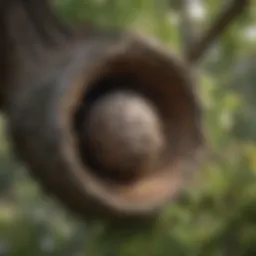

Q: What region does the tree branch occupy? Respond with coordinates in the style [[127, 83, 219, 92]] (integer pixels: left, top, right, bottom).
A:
[[187, 0, 249, 64], [21, 0, 71, 45]]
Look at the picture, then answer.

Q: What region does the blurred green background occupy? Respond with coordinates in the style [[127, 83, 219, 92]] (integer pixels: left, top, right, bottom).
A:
[[0, 0, 256, 255]]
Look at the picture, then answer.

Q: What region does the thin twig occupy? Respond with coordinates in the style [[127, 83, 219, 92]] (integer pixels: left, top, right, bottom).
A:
[[187, 0, 249, 64], [178, 0, 200, 59]]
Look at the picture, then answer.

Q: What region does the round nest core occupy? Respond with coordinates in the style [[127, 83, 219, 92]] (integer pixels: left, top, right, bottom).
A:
[[76, 87, 166, 184]]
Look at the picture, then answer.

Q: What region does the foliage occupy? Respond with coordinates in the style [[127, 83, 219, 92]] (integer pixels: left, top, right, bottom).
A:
[[0, 0, 255, 255]]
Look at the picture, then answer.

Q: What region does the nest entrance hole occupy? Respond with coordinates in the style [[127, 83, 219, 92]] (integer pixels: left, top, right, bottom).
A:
[[74, 73, 166, 185]]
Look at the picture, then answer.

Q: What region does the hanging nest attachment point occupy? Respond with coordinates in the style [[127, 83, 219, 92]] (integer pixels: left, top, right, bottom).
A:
[[8, 34, 204, 221]]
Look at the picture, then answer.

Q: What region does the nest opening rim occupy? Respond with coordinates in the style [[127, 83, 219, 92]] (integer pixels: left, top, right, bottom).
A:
[[59, 46, 203, 214]]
